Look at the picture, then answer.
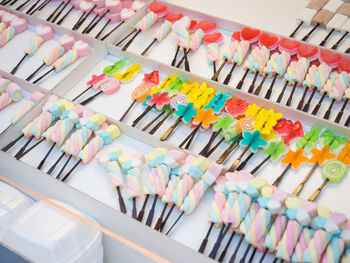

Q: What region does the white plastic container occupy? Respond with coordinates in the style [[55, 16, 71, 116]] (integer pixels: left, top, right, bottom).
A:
[[0, 199, 103, 263], [0, 181, 34, 235]]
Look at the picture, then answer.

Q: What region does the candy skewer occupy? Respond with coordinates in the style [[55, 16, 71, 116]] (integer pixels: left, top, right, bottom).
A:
[[247, 72, 259, 93], [178, 123, 201, 150], [74, 5, 96, 31], [263, 74, 276, 98], [145, 195, 158, 226], [311, 92, 327, 115], [289, 21, 303, 38], [81, 14, 99, 34], [297, 85, 309, 109], [33, 68, 55, 84], [26, 63, 46, 81], [137, 194, 149, 222], [198, 222, 214, 253], [320, 28, 335, 46], [236, 69, 249, 90], [10, 54, 28, 74], [154, 203, 168, 230], [141, 111, 165, 132], [47, 152, 65, 175], [331, 31, 348, 50], [171, 46, 180, 66], [323, 99, 336, 119], [116, 29, 136, 46], [37, 142, 56, 169], [159, 203, 175, 232], [26, 0, 40, 14], [160, 117, 182, 141], [149, 110, 174, 135], [141, 39, 157, 56], [57, 6, 74, 25], [183, 48, 190, 72], [254, 74, 268, 96], [84, 10, 109, 34], [16, 0, 30, 10], [211, 59, 227, 81], [217, 232, 235, 262], [335, 98, 349, 123], [16, 138, 45, 160], [122, 30, 141, 51], [72, 85, 92, 101], [276, 82, 289, 103], [2, 134, 24, 152], [51, 0, 71, 23], [227, 144, 250, 172], [286, 82, 298, 107], [205, 137, 225, 158], [223, 63, 237, 85], [29, 0, 50, 15], [301, 23, 320, 41], [216, 134, 242, 164], [302, 87, 318, 112], [14, 136, 34, 159], [47, 1, 64, 21], [99, 21, 125, 41], [175, 49, 190, 68]]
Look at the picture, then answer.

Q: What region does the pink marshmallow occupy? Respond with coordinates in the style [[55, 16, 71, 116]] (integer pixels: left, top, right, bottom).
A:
[[10, 17, 27, 34], [72, 0, 81, 9], [166, 150, 186, 162], [94, 7, 107, 15], [79, 0, 95, 12], [30, 91, 45, 102], [72, 40, 91, 57], [7, 83, 23, 102], [2, 12, 17, 27], [131, 0, 145, 11], [206, 162, 223, 177], [35, 24, 54, 41], [58, 34, 75, 50], [106, 12, 121, 23], [120, 8, 134, 21], [121, 0, 132, 8], [131, 152, 146, 164], [92, 0, 105, 8], [329, 212, 347, 226], [184, 155, 196, 164], [271, 189, 289, 203], [72, 105, 85, 117], [105, 0, 122, 12], [83, 108, 93, 118]]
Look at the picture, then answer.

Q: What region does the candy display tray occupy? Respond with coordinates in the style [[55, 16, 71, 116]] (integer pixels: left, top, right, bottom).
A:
[[0, 70, 48, 133], [106, 0, 350, 128], [1, 1, 350, 263]]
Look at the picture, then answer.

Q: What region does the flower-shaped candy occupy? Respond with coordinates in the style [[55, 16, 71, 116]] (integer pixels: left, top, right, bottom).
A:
[[87, 73, 106, 86], [143, 70, 159, 86], [225, 98, 249, 117], [275, 120, 304, 146], [245, 104, 261, 118], [205, 92, 232, 113], [254, 109, 283, 135], [274, 118, 293, 135], [159, 75, 177, 90], [213, 114, 236, 132], [163, 77, 186, 97], [180, 81, 200, 95], [174, 102, 197, 123], [282, 148, 309, 169], [264, 141, 288, 162], [103, 59, 127, 75], [308, 146, 336, 165], [240, 130, 268, 152], [146, 92, 171, 110], [337, 141, 350, 165], [192, 108, 218, 129]]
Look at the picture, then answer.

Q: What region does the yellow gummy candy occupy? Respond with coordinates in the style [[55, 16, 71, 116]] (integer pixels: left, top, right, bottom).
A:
[[106, 124, 121, 140], [250, 177, 268, 191], [245, 104, 261, 118], [90, 114, 107, 126], [114, 64, 142, 82], [317, 204, 331, 217], [180, 81, 199, 94], [261, 186, 275, 197], [160, 75, 177, 90], [285, 197, 302, 209], [119, 154, 131, 164]]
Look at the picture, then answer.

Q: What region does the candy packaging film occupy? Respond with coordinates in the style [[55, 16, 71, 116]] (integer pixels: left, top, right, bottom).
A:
[[1, 0, 350, 263]]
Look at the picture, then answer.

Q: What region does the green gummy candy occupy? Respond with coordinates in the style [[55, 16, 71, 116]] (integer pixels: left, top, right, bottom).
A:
[[322, 160, 348, 183]]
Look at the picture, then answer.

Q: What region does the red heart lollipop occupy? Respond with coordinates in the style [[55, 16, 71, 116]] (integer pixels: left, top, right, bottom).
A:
[[165, 12, 183, 23], [203, 32, 223, 45], [241, 27, 261, 43], [148, 2, 168, 17], [258, 33, 280, 50], [232, 31, 241, 41], [297, 44, 319, 61], [198, 21, 217, 33], [189, 20, 198, 32], [279, 38, 300, 55], [339, 59, 350, 73], [319, 50, 342, 69]]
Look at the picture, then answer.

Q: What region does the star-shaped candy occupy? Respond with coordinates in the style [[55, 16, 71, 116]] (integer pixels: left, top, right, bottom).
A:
[[308, 146, 336, 165], [282, 148, 309, 169], [143, 70, 159, 86], [103, 59, 127, 75], [320, 130, 347, 151], [180, 81, 200, 95], [87, 73, 106, 86], [163, 77, 186, 97], [205, 92, 232, 113], [254, 109, 283, 135], [225, 98, 249, 117], [280, 121, 304, 146], [192, 108, 218, 129], [174, 102, 197, 123], [240, 130, 268, 152], [264, 141, 288, 162], [146, 92, 171, 110], [213, 114, 236, 132], [159, 75, 177, 90]]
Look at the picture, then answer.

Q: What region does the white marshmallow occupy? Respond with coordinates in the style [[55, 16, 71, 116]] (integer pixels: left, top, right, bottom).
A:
[[326, 13, 348, 30], [297, 8, 318, 26], [323, 0, 344, 12], [341, 18, 350, 32]]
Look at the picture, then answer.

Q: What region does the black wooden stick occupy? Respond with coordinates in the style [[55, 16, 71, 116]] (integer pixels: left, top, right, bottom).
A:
[[37, 142, 56, 169], [141, 38, 157, 56], [100, 21, 124, 41], [323, 99, 335, 120], [51, 0, 70, 23], [17, 138, 45, 159], [236, 152, 254, 171], [165, 211, 184, 236], [179, 124, 201, 149], [47, 152, 65, 175], [14, 136, 33, 159], [218, 231, 235, 262], [2, 134, 24, 152], [116, 186, 127, 213], [16, 0, 30, 10], [115, 29, 136, 46], [132, 105, 153, 127], [81, 13, 98, 33], [320, 28, 335, 46], [122, 30, 140, 51], [132, 198, 137, 218], [154, 202, 167, 231], [171, 46, 180, 66], [145, 195, 158, 226], [239, 244, 252, 263], [290, 21, 303, 38], [71, 11, 86, 30], [209, 224, 230, 259], [80, 91, 102, 106], [47, 1, 63, 21], [264, 74, 277, 99], [74, 5, 96, 30], [149, 109, 174, 135], [250, 155, 271, 175], [302, 87, 317, 112], [160, 203, 175, 232], [198, 222, 214, 253], [205, 137, 225, 158], [29, 0, 50, 15], [223, 63, 237, 85], [332, 31, 348, 50], [26, 63, 45, 81], [141, 111, 165, 132], [85, 10, 109, 34], [311, 92, 327, 115], [247, 71, 259, 93], [183, 48, 190, 72], [236, 69, 249, 90], [199, 130, 220, 156], [297, 86, 308, 109], [211, 59, 227, 81], [33, 68, 55, 84], [61, 158, 81, 182], [276, 81, 289, 103], [137, 194, 149, 222], [26, 0, 40, 14], [11, 54, 28, 74], [96, 19, 111, 39], [254, 74, 268, 96], [175, 49, 190, 68], [57, 6, 74, 25], [55, 154, 72, 179], [302, 23, 320, 41], [228, 235, 244, 263], [160, 117, 182, 141], [286, 82, 298, 107], [72, 85, 93, 102], [335, 98, 349, 123]]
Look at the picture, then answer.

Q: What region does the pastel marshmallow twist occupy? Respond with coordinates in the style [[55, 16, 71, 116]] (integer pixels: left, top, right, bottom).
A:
[[0, 93, 12, 110], [162, 175, 179, 204], [0, 27, 15, 47], [61, 127, 93, 157], [25, 35, 44, 56], [53, 50, 79, 72], [176, 28, 191, 49], [206, 43, 220, 64], [265, 214, 288, 252], [284, 57, 309, 86], [264, 51, 291, 77], [245, 46, 270, 74], [106, 161, 124, 187], [29, 112, 54, 139], [154, 20, 172, 42], [12, 101, 35, 123], [233, 40, 250, 65], [43, 45, 65, 66], [172, 173, 194, 207], [136, 11, 157, 32], [190, 29, 204, 52], [292, 228, 314, 263]]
